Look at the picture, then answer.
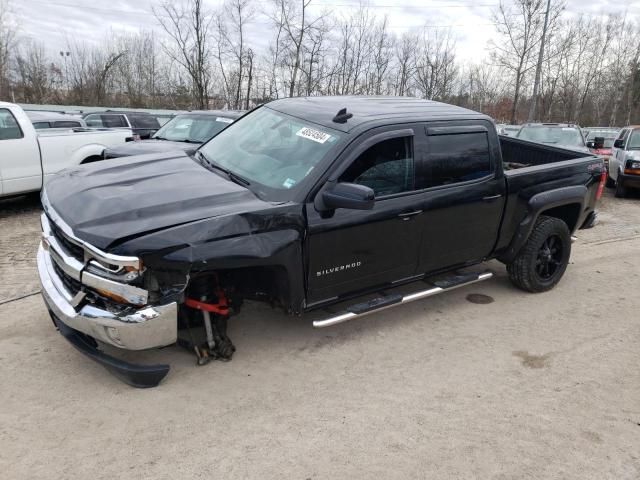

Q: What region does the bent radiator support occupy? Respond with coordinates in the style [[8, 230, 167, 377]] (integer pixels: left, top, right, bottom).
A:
[[313, 271, 494, 328]]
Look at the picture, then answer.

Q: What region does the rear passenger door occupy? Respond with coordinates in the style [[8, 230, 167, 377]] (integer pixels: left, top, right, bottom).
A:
[[416, 123, 506, 274]]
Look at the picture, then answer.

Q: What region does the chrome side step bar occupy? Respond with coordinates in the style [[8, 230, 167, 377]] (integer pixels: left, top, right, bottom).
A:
[[313, 270, 494, 328]]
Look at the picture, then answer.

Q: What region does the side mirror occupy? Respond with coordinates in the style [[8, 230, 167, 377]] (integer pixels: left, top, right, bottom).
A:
[[322, 182, 375, 210], [614, 139, 624, 149], [586, 141, 595, 149]]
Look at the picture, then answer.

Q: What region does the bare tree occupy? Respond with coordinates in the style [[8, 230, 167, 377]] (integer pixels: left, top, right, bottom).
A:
[[414, 28, 458, 100], [0, 0, 15, 100], [155, 0, 213, 109], [491, 0, 551, 123]]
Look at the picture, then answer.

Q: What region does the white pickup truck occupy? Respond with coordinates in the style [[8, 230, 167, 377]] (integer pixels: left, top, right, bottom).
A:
[[0, 102, 133, 197]]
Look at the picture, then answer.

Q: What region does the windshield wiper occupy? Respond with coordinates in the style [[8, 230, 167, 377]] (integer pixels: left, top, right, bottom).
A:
[[180, 139, 201, 144], [195, 151, 251, 186], [153, 136, 168, 141]]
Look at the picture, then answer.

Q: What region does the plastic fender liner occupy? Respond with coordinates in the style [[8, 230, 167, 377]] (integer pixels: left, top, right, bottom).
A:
[[51, 313, 170, 388]]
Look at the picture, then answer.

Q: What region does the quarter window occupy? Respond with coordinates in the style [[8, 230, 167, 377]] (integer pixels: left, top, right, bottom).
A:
[[0, 109, 24, 140], [423, 132, 491, 188], [340, 136, 414, 197]]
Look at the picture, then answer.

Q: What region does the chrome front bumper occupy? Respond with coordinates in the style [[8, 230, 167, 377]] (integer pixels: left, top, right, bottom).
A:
[[37, 243, 177, 351]]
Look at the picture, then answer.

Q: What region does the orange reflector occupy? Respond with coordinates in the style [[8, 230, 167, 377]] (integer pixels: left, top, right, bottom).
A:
[[623, 168, 640, 176], [596, 172, 606, 200], [95, 288, 130, 304]]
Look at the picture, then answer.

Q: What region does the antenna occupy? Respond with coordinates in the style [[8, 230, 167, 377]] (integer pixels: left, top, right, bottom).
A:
[[332, 108, 353, 124]]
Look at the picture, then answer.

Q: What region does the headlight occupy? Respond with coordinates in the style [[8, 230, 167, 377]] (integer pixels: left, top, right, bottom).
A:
[[628, 161, 640, 170]]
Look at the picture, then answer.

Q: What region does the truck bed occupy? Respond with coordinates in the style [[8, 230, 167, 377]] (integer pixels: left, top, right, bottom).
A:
[[495, 135, 604, 259], [499, 135, 586, 171]]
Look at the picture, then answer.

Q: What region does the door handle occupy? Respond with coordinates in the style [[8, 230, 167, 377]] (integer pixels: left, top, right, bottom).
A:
[[398, 210, 422, 220], [482, 194, 502, 201]]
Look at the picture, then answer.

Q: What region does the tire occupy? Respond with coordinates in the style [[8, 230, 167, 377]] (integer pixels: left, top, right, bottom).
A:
[[507, 215, 571, 293], [605, 172, 615, 188], [615, 178, 626, 198]]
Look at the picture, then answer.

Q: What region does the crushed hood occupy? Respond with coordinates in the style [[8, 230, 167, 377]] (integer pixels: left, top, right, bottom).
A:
[[104, 139, 199, 158], [43, 152, 269, 250]]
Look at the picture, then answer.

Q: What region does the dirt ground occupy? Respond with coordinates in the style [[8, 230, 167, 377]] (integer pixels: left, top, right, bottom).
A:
[[1, 188, 640, 479]]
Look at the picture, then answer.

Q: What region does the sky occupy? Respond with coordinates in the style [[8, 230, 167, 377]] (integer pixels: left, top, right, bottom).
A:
[[8, 0, 640, 63]]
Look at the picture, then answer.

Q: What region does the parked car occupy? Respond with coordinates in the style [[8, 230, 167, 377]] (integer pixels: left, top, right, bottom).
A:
[[497, 124, 521, 136], [26, 111, 87, 129], [0, 102, 133, 197], [608, 126, 640, 197], [584, 127, 619, 165], [103, 110, 244, 159], [517, 123, 590, 153], [83, 111, 161, 139], [37, 96, 605, 387]]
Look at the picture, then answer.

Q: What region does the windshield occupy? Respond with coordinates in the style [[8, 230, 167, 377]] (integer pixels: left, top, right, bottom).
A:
[[628, 130, 640, 150], [586, 129, 617, 148], [518, 126, 584, 147], [154, 114, 234, 143], [198, 107, 342, 200]]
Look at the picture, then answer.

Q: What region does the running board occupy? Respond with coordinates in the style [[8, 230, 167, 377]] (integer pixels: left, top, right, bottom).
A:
[[313, 270, 493, 328]]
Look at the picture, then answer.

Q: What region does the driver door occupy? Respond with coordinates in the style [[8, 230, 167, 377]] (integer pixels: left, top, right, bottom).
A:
[[305, 127, 426, 305]]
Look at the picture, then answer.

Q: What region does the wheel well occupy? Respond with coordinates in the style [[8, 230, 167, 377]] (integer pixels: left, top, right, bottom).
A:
[[81, 155, 103, 164], [539, 203, 582, 233], [187, 266, 291, 307]]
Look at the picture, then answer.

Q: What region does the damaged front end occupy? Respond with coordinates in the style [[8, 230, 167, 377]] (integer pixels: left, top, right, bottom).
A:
[[38, 210, 183, 387]]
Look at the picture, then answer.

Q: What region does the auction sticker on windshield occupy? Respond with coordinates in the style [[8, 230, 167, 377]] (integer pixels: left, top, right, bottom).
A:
[[216, 117, 234, 124], [296, 127, 331, 144]]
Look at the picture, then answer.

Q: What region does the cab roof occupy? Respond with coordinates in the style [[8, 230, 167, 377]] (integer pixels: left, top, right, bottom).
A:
[[265, 96, 489, 133]]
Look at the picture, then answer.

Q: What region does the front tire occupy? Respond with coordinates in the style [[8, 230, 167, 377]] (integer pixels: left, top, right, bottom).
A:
[[615, 178, 627, 198], [507, 216, 571, 293], [605, 172, 615, 188]]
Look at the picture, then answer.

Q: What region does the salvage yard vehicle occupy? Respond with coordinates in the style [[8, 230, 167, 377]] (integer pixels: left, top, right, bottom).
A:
[[584, 127, 619, 166], [0, 102, 133, 198], [37, 96, 606, 387], [517, 123, 590, 153], [608, 126, 640, 197], [26, 110, 87, 129], [103, 110, 243, 159], [83, 111, 161, 139]]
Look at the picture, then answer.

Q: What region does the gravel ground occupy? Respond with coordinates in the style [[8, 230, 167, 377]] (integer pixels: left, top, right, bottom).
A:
[[1, 188, 639, 479]]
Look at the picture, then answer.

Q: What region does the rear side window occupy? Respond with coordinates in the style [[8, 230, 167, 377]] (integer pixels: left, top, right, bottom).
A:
[[340, 136, 414, 197], [128, 115, 160, 129], [423, 132, 491, 188], [32, 121, 50, 129], [53, 121, 82, 128], [0, 109, 24, 140], [102, 115, 127, 128]]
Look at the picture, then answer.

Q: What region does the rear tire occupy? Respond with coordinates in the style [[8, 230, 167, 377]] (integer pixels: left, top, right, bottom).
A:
[[507, 216, 571, 293]]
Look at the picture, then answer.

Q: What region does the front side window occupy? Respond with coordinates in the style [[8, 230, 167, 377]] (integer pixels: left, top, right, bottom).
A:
[[0, 109, 24, 140], [154, 115, 232, 143], [627, 130, 640, 150], [340, 137, 414, 197], [423, 132, 491, 188], [199, 107, 341, 199], [84, 114, 103, 127], [128, 115, 161, 129]]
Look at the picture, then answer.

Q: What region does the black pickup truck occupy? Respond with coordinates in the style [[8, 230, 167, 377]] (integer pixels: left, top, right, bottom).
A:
[[37, 96, 606, 387]]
